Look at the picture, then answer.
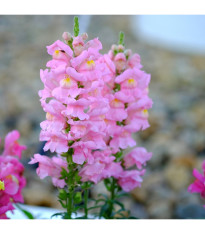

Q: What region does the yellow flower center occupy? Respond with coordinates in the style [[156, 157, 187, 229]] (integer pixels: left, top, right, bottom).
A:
[[142, 109, 148, 116], [0, 180, 5, 191], [86, 60, 95, 70], [87, 60, 95, 66], [46, 112, 54, 120], [127, 78, 137, 87], [54, 50, 60, 55], [61, 75, 74, 88], [111, 99, 124, 108]]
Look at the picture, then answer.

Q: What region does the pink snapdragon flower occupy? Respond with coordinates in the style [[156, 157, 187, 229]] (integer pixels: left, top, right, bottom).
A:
[[123, 147, 152, 169], [2, 130, 26, 159], [29, 154, 67, 188], [34, 28, 153, 197], [188, 161, 205, 205], [0, 130, 26, 219], [79, 150, 123, 184], [118, 169, 145, 192]]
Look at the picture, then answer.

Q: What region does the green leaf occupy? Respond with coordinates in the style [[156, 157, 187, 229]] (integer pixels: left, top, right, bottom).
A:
[[97, 193, 108, 200], [112, 200, 125, 210], [58, 199, 67, 208], [103, 179, 111, 191], [60, 167, 69, 179], [21, 209, 35, 219], [87, 205, 103, 211], [14, 204, 35, 219], [99, 203, 110, 218], [95, 198, 106, 204], [51, 212, 65, 219]]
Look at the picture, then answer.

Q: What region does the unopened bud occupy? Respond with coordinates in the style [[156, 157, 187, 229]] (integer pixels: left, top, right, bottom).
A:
[[81, 33, 88, 41], [118, 44, 124, 51], [62, 32, 72, 41], [124, 49, 132, 58], [111, 44, 118, 51]]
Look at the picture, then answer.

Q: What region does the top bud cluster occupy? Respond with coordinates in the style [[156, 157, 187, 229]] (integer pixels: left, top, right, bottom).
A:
[[30, 25, 153, 192]]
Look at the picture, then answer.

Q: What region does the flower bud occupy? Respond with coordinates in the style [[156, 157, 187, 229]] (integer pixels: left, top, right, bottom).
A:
[[62, 32, 72, 41], [81, 33, 88, 41], [111, 44, 118, 51], [124, 49, 132, 58], [118, 44, 124, 51]]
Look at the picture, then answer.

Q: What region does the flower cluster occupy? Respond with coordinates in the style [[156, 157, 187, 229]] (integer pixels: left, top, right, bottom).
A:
[[188, 161, 205, 207], [0, 130, 26, 219], [30, 28, 152, 194]]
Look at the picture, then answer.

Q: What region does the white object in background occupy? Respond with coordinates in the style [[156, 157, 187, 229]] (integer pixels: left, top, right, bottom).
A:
[[132, 15, 205, 55], [6, 204, 63, 219], [6, 204, 96, 219]]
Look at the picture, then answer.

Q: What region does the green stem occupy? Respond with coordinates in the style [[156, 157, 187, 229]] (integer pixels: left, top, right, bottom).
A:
[[84, 182, 89, 219], [108, 177, 116, 218], [66, 154, 74, 219]]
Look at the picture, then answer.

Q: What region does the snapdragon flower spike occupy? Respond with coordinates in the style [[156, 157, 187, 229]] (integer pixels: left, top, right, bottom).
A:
[[91, 36, 153, 192], [34, 26, 153, 196], [35, 29, 115, 186], [0, 130, 26, 219], [188, 161, 205, 205]]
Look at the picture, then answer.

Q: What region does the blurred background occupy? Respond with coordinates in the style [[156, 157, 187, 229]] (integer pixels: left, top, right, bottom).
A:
[[0, 15, 205, 219]]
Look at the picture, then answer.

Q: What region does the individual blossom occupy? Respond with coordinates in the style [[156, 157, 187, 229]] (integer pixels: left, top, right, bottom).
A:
[[123, 147, 152, 169], [29, 154, 67, 188], [118, 169, 145, 192], [79, 150, 123, 184], [0, 130, 26, 219], [2, 130, 26, 159], [188, 161, 205, 206]]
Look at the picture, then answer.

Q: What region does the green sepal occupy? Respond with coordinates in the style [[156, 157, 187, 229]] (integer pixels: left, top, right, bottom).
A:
[[58, 189, 68, 200], [113, 83, 121, 92], [74, 192, 82, 204]]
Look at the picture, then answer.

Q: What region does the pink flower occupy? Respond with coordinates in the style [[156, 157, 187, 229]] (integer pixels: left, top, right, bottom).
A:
[[110, 130, 136, 151], [123, 147, 152, 169], [188, 161, 205, 199], [40, 130, 69, 154], [115, 68, 151, 92], [114, 52, 126, 72], [72, 36, 85, 56], [127, 53, 142, 69], [2, 130, 27, 159], [29, 154, 67, 188], [62, 98, 90, 120], [79, 150, 123, 183], [0, 131, 26, 219], [72, 144, 93, 165], [105, 94, 127, 122], [46, 40, 73, 58], [118, 169, 145, 192]]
